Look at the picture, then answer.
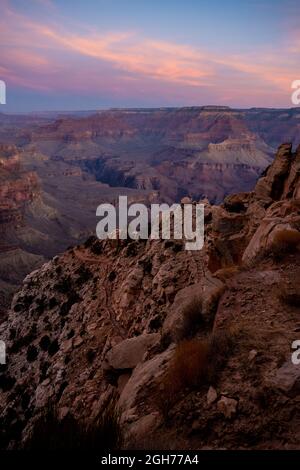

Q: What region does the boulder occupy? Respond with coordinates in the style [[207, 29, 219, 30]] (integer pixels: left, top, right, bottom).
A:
[[162, 274, 224, 341], [105, 333, 159, 370], [119, 348, 174, 415]]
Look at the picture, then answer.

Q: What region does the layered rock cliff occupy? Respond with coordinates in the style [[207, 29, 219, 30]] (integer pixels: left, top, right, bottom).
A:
[[0, 145, 43, 315], [0, 143, 300, 450]]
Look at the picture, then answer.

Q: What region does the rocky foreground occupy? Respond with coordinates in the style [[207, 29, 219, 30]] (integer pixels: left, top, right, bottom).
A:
[[0, 143, 300, 449]]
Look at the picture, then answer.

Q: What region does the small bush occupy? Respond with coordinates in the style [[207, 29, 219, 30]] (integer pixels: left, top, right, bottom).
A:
[[84, 236, 97, 248], [157, 329, 234, 418], [207, 329, 233, 381], [270, 229, 300, 259], [39, 335, 51, 352], [90, 240, 103, 255], [177, 297, 204, 341], [108, 270, 117, 282], [25, 398, 122, 450], [75, 266, 93, 285], [86, 348, 96, 364], [13, 304, 23, 313], [26, 345, 38, 362], [48, 297, 58, 309], [59, 292, 81, 316], [0, 373, 16, 392], [48, 339, 59, 357], [171, 338, 210, 388], [278, 279, 300, 307], [55, 276, 72, 294], [157, 338, 209, 418]]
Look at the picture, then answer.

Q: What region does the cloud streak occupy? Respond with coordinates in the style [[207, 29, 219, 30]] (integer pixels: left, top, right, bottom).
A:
[[0, 1, 298, 107]]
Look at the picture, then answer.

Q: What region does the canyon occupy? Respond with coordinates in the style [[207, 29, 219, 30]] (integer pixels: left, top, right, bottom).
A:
[[0, 106, 299, 314], [0, 142, 299, 449]]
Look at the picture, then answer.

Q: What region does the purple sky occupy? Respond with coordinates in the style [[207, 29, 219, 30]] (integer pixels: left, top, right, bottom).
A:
[[0, 0, 299, 111]]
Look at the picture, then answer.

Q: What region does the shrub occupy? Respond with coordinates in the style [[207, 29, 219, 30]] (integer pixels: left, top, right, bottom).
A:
[[157, 329, 234, 417], [26, 345, 38, 362], [25, 407, 81, 450], [48, 297, 58, 309], [54, 276, 72, 294], [59, 292, 81, 316], [157, 338, 210, 418], [86, 396, 123, 450], [108, 270, 117, 282], [75, 266, 93, 285], [25, 398, 122, 450], [86, 348, 96, 364], [270, 228, 300, 259], [90, 240, 103, 255], [177, 297, 204, 341], [278, 277, 300, 307], [0, 373, 16, 392], [169, 338, 210, 389], [13, 303, 23, 313], [84, 236, 97, 248], [39, 335, 51, 352], [48, 339, 59, 357], [10, 325, 37, 354], [207, 329, 233, 381]]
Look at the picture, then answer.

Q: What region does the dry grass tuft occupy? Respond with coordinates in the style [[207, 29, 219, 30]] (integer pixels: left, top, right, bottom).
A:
[[270, 229, 300, 260], [157, 329, 234, 418], [25, 397, 122, 450], [176, 297, 204, 341]]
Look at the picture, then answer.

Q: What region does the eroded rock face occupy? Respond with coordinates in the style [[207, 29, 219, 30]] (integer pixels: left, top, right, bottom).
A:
[[254, 143, 293, 203], [0, 145, 42, 314]]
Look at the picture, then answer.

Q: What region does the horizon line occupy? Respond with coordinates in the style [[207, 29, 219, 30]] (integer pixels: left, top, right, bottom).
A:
[[2, 105, 300, 116]]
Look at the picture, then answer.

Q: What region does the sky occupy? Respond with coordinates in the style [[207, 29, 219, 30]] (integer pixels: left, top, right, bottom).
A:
[[0, 0, 299, 112]]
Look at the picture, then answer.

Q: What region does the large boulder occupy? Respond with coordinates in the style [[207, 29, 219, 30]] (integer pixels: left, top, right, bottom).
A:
[[106, 333, 160, 370], [119, 348, 174, 416], [105, 333, 160, 370], [162, 273, 224, 342]]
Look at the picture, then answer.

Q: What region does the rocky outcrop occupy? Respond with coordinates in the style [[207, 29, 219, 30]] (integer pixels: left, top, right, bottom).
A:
[[207, 144, 300, 269]]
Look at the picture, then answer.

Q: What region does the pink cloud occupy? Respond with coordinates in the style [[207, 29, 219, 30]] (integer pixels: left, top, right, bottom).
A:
[[0, 1, 298, 106]]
